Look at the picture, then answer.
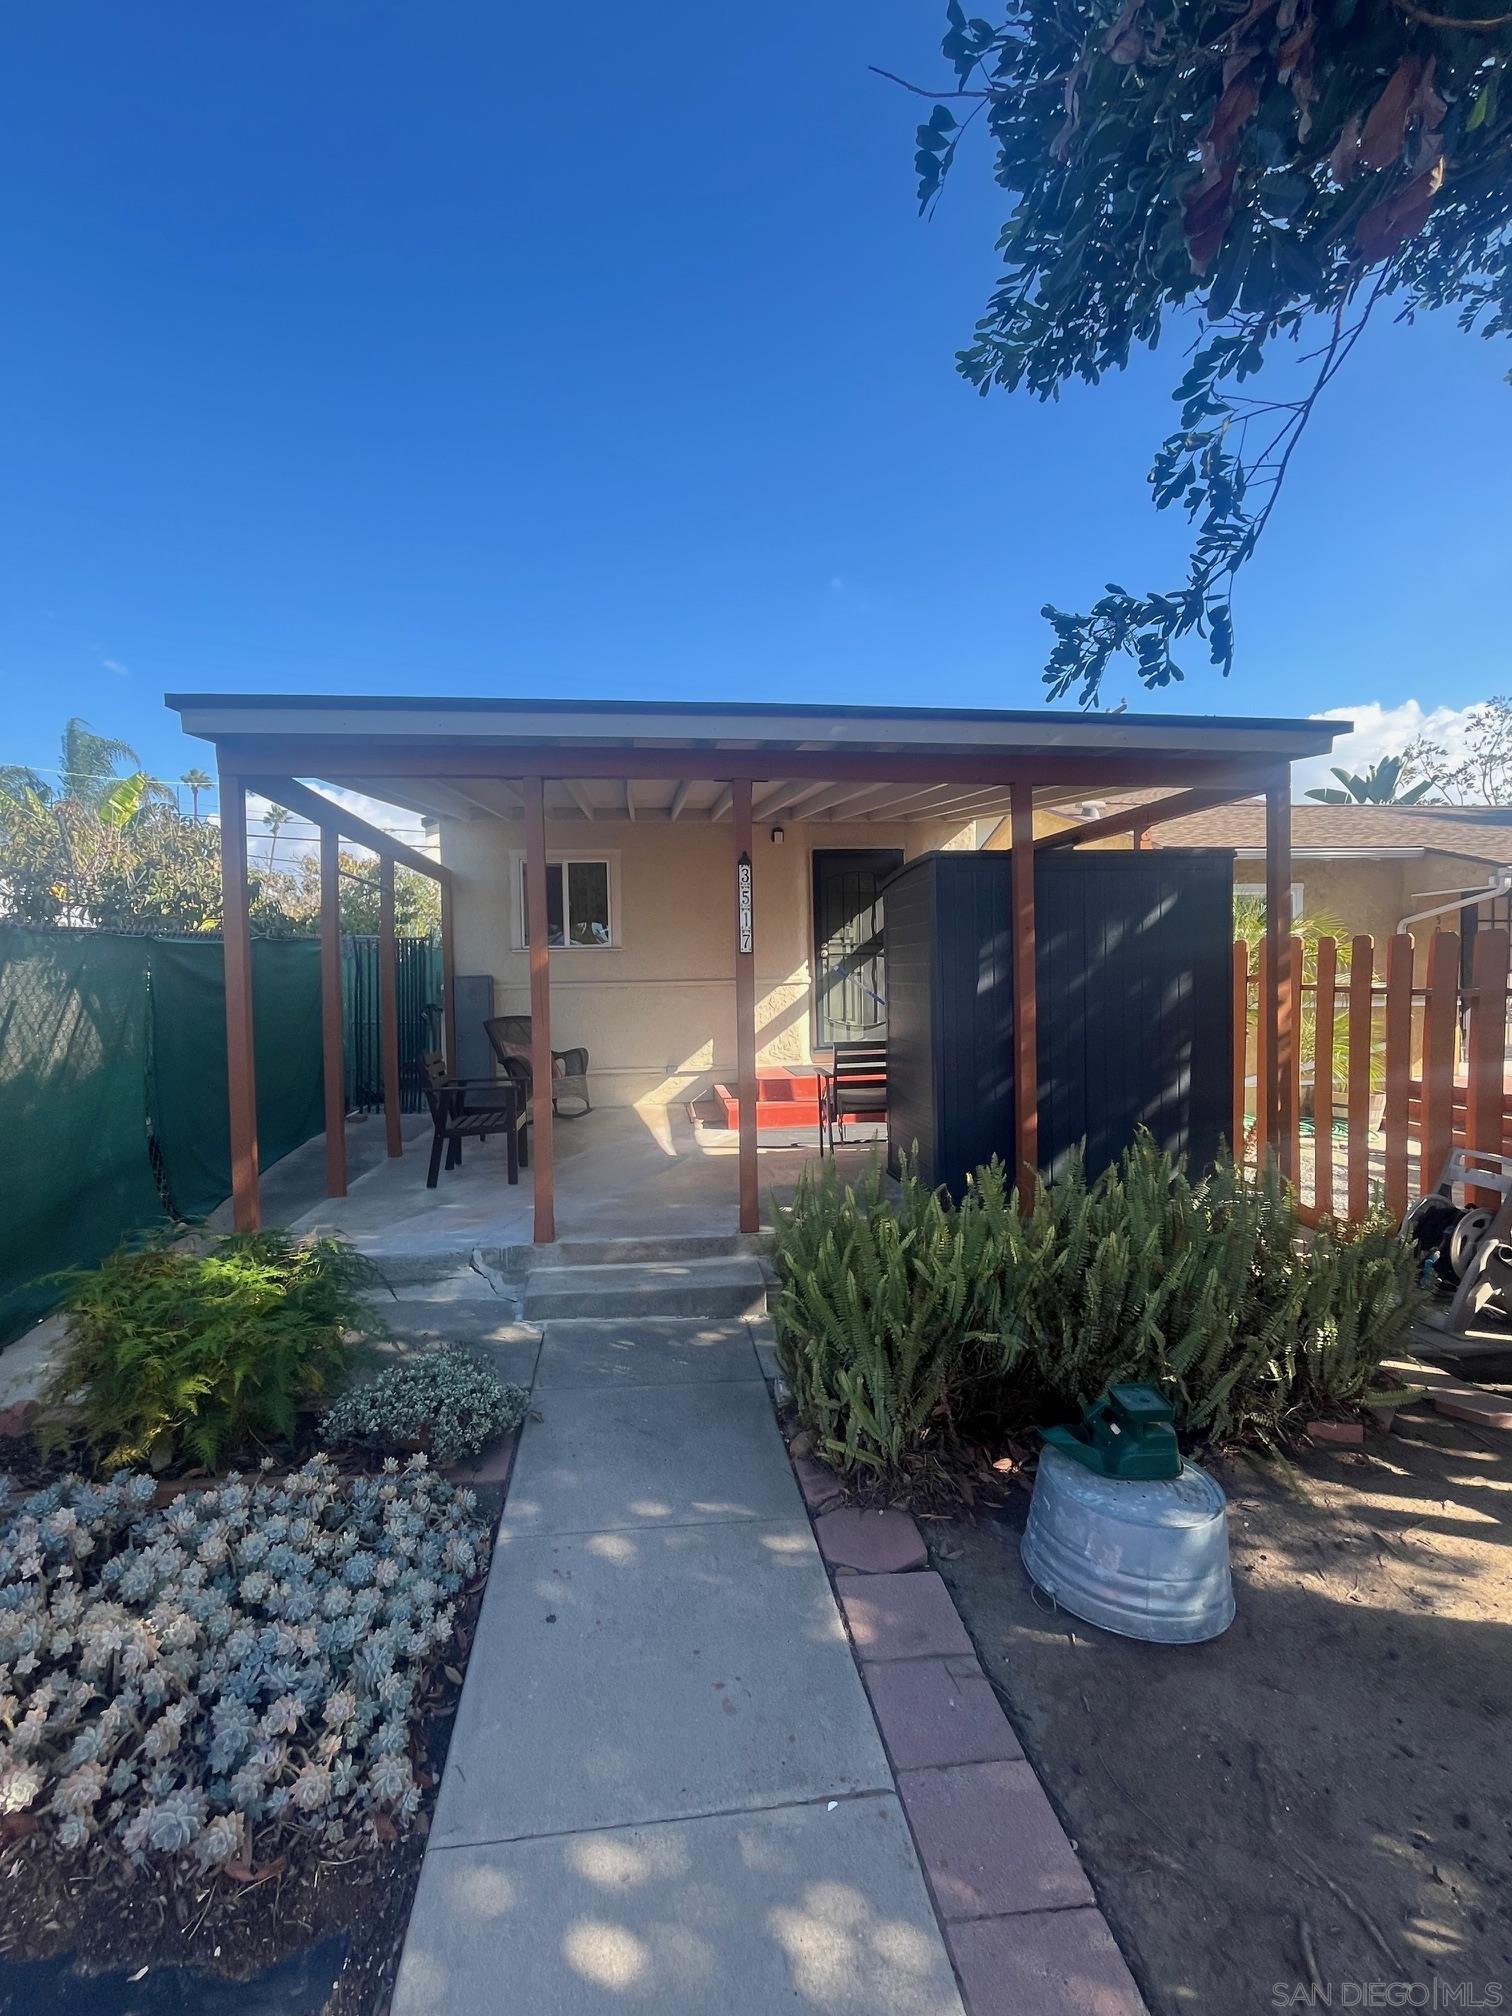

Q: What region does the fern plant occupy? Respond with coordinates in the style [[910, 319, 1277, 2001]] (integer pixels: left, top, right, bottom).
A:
[[52, 1231, 382, 1473]]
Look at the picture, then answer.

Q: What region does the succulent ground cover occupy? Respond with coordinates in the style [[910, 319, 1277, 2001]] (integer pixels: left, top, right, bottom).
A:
[[0, 1452, 493, 1994], [319, 1349, 529, 1467]]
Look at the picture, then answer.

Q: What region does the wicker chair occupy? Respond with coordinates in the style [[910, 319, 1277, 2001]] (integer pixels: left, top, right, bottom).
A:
[[484, 1015, 592, 1117]]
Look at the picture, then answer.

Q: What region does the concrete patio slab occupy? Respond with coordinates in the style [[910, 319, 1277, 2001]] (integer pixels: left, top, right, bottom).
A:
[[946, 1907, 1146, 2016], [863, 1656, 1023, 1772], [533, 1317, 761, 1390], [395, 1795, 965, 2016], [898, 1760, 1094, 1922], [837, 1572, 975, 1663], [288, 1105, 889, 1254], [431, 1517, 892, 1846], [501, 1377, 801, 1536]]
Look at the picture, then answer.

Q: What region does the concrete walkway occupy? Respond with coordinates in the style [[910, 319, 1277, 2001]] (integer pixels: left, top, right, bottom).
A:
[[391, 1307, 964, 2015]]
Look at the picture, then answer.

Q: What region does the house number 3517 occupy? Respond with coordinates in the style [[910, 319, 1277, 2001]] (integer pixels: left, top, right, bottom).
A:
[[737, 853, 753, 955]]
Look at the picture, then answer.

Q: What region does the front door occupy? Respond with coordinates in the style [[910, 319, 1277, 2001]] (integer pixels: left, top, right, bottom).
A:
[[811, 849, 902, 1047]]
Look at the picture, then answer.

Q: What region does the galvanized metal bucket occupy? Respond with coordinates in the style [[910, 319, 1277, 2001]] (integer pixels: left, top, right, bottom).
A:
[[1021, 1445, 1235, 1645]]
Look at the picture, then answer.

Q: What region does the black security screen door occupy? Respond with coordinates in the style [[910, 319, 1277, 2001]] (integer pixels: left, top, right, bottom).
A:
[[812, 849, 902, 1047]]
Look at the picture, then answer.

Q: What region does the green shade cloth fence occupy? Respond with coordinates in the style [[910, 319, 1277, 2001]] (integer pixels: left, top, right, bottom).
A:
[[0, 931, 164, 1345], [0, 928, 325, 1342]]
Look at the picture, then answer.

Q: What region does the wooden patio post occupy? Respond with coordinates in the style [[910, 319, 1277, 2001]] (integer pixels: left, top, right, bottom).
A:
[[320, 825, 347, 1196], [523, 776, 556, 1243], [379, 857, 403, 1158], [1264, 778, 1293, 1170], [732, 778, 759, 1236], [440, 874, 459, 1077], [1010, 782, 1038, 1209], [217, 769, 261, 1232]]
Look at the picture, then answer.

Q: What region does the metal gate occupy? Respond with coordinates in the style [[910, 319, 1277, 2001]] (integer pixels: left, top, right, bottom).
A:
[[342, 935, 442, 1114]]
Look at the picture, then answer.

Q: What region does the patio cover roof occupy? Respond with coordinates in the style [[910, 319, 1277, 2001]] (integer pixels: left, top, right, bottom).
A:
[[166, 693, 1348, 829]]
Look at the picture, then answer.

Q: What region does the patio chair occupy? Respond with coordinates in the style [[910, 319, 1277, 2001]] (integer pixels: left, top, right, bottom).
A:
[[818, 1040, 888, 1154], [421, 1055, 528, 1189], [484, 1015, 592, 1117]]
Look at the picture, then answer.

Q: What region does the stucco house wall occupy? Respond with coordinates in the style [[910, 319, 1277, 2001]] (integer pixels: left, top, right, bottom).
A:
[[440, 814, 978, 1108]]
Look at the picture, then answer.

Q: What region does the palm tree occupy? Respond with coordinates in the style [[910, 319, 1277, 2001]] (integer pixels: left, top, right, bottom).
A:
[[181, 768, 213, 820], [262, 803, 293, 870], [1306, 754, 1434, 806]]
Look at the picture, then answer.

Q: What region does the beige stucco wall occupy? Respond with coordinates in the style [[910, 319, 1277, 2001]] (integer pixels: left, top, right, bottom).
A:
[[441, 814, 979, 1108]]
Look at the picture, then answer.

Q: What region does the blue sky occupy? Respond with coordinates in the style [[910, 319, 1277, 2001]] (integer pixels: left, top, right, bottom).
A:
[[2, 2, 1508, 812]]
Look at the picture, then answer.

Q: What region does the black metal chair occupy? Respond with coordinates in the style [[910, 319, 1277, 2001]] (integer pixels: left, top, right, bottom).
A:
[[818, 1041, 888, 1153], [421, 1055, 528, 1189]]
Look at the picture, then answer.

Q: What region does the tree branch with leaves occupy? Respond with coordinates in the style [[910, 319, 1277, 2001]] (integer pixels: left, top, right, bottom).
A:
[[898, 0, 1512, 705]]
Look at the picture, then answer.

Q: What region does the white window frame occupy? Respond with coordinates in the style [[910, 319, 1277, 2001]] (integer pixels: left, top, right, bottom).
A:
[[510, 851, 619, 950], [1236, 880, 1305, 917]]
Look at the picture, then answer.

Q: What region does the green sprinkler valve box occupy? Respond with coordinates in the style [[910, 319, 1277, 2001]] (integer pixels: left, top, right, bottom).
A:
[[1039, 1383, 1182, 1481]]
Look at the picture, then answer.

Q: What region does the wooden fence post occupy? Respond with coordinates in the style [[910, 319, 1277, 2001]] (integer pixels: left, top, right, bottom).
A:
[[1231, 941, 1249, 1164], [1314, 936, 1336, 1219], [1383, 933, 1413, 1220], [1420, 931, 1460, 1196], [1346, 936, 1374, 1223], [1467, 927, 1510, 1203]]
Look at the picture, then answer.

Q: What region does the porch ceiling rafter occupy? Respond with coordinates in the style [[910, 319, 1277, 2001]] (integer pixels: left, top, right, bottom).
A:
[[668, 779, 694, 821], [564, 780, 597, 821]]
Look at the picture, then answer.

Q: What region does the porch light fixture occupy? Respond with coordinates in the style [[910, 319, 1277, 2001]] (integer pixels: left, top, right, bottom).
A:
[[770, 824, 785, 845]]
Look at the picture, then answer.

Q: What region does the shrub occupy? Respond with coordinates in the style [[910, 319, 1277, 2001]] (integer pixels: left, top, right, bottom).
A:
[[774, 1154, 1035, 1489], [773, 1136, 1423, 1492], [0, 1455, 485, 1886], [1009, 1146, 1423, 1446], [51, 1232, 382, 1474], [319, 1350, 528, 1466]]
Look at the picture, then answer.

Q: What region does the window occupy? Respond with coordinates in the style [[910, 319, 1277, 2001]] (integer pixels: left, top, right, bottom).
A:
[[519, 858, 612, 948], [1235, 881, 1304, 918]]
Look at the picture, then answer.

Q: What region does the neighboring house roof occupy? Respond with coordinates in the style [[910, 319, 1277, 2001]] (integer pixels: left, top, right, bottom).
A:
[[1148, 801, 1512, 866]]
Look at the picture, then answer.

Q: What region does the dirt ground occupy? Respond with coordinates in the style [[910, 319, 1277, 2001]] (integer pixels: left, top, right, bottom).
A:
[[930, 1404, 1512, 2016]]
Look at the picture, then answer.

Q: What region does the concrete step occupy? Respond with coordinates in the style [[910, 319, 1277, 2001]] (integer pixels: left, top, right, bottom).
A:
[[521, 1256, 770, 1323], [485, 1232, 774, 1279]]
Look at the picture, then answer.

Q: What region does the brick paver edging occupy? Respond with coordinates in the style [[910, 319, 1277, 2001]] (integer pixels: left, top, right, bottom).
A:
[[787, 1433, 1148, 2016]]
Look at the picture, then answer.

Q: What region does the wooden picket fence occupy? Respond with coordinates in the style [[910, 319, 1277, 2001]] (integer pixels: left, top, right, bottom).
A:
[[1233, 925, 1512, 1225]]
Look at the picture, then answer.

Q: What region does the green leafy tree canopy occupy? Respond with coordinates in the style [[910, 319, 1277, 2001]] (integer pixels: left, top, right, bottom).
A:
[[898, 0, 1512, 704]]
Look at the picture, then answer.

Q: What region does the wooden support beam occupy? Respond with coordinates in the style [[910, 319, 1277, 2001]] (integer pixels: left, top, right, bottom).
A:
[[1264, 780, 1292, 1167], [708, 785, 734, 822], [792, 781, 883, 820], [218, 770, 261, 1232], [241, 774, 449, 883], [1010, 783, 1038, 1210], [379, 858, 403, 1158], [668, 780, 694, 821], [440, 873, 459, 1077], [524, 776, 556, 1243], [1035, 784, 1259, 851], [733, 779, 758, 1236], [319, 827, 347, 1197], [564, 780, 596, 821]]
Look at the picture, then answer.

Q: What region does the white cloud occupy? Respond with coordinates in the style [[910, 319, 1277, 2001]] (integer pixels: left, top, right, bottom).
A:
[[1293, 700, 1484, 800], [101, 658, 129, 678]]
